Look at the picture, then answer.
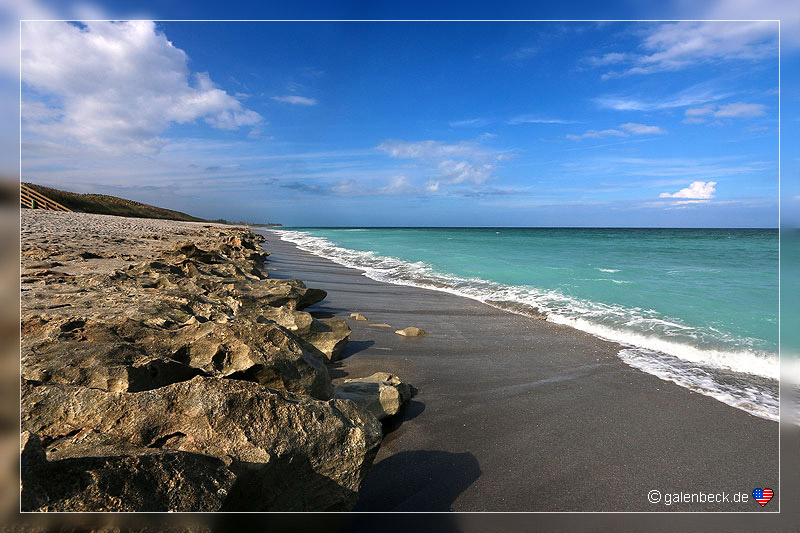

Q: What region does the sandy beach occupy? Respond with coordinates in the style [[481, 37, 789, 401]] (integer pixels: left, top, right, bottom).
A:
[[17, 210, 778, 512], [259, 230, 779, 512]]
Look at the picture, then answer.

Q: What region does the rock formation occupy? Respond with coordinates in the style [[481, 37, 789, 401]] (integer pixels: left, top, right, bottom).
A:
[[19, 211, 405, 512], [334, 372, 412, 420]]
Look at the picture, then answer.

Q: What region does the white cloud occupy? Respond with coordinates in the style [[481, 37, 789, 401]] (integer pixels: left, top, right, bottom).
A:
[[600, 21, 777, 78], [507, 115, 576, 125], [567, 122, 666, 140], [685, 104, 716, 117], [660, 180, 717, 200], [271, 95, 318, 106], [376, 139, 508, 185], [595, 84, 728, 111], [449, 118, 492, 127], [619, 122, 667, 135], [21, 21, 261, 154], [692, 0, 800, 49], [566, 129, 626, 140], [683, 101, 767, 123], [714, 102, 767, 118], [586, 52, 631, 66], [378, 176, 416, 195]]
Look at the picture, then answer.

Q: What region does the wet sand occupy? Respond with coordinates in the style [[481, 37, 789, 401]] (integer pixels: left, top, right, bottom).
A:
[[258, 231, 778, 512]]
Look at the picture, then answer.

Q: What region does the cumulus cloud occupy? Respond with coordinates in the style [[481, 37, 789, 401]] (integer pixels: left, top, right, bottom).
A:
[[271, 95, 318, 106], [21, 20, 261, 154], [683, 102, 767, 123], [660, 181, 717, 202], [567, 122, 666, 140], [376, 139, 509, 185], [599, 21, 777, 78]]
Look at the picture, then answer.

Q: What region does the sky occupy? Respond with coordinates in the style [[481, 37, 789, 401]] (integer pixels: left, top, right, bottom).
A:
[[18, 18, 783, 227]]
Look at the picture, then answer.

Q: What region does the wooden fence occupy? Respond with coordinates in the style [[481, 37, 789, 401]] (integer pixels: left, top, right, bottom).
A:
[[20, 184, 71, 212]]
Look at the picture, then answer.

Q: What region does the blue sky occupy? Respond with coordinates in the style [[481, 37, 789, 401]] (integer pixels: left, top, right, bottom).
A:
[[21, 20, 781, 227]]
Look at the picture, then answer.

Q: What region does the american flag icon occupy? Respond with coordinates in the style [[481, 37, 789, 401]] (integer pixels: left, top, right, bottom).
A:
[[753, 487, 773, 506]]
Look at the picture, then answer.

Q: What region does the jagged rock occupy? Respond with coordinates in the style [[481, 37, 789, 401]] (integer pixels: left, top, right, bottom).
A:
[[334, 372, 412, 420], [239, 279, 326, 310], [260, 307, 314, 336], [301, 319, 351, 362], [261, 309, 351, 362], [350, 313, 368, 321], [167, 319, 333, 400], [22, 315, 333, 400], [394, 326, 427, 337], [20, 214, 381, 512], [21, 431, 237, 512], [21, 377, 383, 511]]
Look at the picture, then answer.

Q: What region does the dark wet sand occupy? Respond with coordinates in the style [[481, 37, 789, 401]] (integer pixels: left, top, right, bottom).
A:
[[258, 231, 778, 512]]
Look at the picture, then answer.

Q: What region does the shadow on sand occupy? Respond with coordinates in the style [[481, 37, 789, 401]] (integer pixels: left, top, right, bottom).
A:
[[354, 450, 481, 511], [339, 339, 374, 359]]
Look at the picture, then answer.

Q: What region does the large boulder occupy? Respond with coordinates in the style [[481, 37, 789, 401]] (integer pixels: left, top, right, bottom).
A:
[[301, 318, 351, 362], [334, 372, 412, 420], [22, 315, 333, 400], [21, 376, 383, 511], [21, 431, 237, 512], [260, 309, 351, 362], [241, 279, 327, 311]]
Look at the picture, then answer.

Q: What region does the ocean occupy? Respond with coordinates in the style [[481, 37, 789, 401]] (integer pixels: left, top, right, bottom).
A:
[[273, 227, 779, 420]]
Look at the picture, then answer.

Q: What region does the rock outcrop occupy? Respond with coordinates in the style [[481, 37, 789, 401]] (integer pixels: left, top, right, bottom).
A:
[[20, 212, 390, 512], [21, 377, 382, 511], [21, 431, 237, 512], [334, 372, 412, 420], [301, 318, 351, 361]]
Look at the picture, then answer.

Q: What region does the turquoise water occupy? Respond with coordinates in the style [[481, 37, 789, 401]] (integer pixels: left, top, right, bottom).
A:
[[275, 227, 779, 419]]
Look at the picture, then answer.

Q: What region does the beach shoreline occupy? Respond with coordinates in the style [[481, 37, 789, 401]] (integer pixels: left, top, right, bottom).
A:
[[18, 210, 778, 512], [258, 229, 778, 512]]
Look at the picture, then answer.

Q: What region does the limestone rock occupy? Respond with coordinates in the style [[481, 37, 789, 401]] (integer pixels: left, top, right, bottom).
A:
[[301, 318, 351, 362], [334, 372, 412, 420], [22, 315, 333, 400], [21, 376, 383, 511], [394, 326, 427, 337], [21, 432, 237, 512], [260, 307, 314, 336], [350, 313, 367, 321]]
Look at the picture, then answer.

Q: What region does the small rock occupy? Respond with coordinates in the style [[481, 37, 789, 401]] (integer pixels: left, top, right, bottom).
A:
[[368, 323, 392, 328], [334, 372, 412, 420], [394, 326, 426, 337], [349, 313, 368, 321]]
